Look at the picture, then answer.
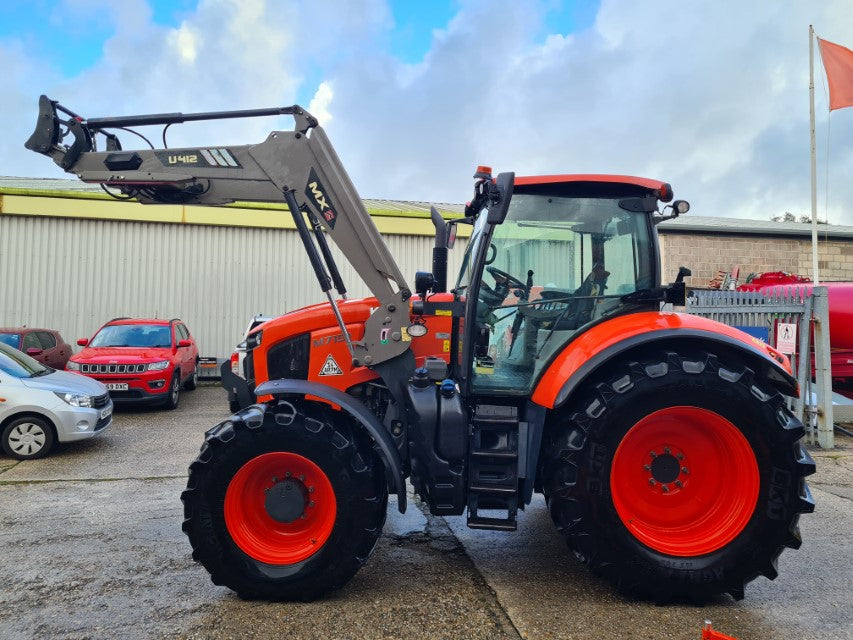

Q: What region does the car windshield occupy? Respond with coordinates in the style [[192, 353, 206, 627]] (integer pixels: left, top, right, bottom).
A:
[[0, 333, 21, 348], [90, 324, 172, 348], [0, 343, 53, 378]]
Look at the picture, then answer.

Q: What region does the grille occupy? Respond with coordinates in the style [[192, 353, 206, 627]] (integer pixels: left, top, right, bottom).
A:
[[266, 334, 310, 381], [81, 363, 147, 374], [92, 394, 110, 408]]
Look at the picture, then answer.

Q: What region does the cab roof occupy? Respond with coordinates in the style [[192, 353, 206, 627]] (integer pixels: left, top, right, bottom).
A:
[[514, 174, 672, 201]]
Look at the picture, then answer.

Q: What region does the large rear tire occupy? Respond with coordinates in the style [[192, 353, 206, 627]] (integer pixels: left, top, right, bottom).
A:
[[181, 401, 387, 601], [542, 350, 815, 602]]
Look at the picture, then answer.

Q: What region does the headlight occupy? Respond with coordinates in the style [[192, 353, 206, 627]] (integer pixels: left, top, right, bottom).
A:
[[55, 392, 93, 408], [148, 360, 170, 371], [245, 330, 263, 349], [66, 361, 80, 371]]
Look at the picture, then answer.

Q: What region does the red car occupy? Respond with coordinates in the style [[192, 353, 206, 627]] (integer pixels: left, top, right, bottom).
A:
[[0, 327, 72, 369], [67, 318, 199, 409]]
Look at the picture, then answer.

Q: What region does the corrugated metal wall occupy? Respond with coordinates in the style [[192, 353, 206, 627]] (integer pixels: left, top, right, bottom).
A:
[[0, 215, 467, 358]]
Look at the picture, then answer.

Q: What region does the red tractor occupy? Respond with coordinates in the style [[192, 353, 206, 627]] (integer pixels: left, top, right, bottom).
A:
[[27, 96, 814, 603]]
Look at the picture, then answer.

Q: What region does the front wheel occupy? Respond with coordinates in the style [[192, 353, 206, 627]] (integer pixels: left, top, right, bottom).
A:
[[542, 350, 815, 602], [2, 416, 55, 459], [163, 374, 180, 410], [181, 401, 387, 600]]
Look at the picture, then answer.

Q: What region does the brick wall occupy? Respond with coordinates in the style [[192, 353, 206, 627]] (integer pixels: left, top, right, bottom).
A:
[[659, 232, 853, 286]]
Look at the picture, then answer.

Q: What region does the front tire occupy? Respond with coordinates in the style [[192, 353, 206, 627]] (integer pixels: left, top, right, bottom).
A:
[[181, 401, 388, 600], [2, 416, 55, 459], [542, 350, 815, 602], [163, 373, 180, 410]]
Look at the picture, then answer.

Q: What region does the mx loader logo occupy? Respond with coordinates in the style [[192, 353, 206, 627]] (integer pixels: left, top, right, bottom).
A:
[[305, 168, 337, 229]]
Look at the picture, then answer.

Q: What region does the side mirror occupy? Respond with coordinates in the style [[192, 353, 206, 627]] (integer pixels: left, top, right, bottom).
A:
[[26, 347, 43, 356], [675, 266, 692, 284], [77, 338, 89, 347], [486, 172, 515, 225], [446, 221, 458, 249], [177, 339, 192, 348]]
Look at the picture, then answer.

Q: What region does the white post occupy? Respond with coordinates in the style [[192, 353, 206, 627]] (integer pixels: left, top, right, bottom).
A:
[[809, 25, 820, 285], [812, 287, 834, 448]]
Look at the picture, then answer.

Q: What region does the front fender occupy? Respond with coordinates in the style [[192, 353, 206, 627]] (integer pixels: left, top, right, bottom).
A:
[[531, 311, 797, 409], [254, 378, 407, 513]]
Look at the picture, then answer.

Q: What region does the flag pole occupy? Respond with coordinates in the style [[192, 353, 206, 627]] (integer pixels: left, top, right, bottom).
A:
[[809, 24, 820, 285]]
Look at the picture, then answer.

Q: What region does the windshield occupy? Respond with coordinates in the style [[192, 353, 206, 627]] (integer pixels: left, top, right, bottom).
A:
[[90, 324, 173, 348], [0, 343, 52, 378], [0, 333, 21, 348], [467, 191, 654, 394]]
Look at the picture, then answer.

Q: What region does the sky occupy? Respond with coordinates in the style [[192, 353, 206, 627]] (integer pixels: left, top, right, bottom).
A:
[[2, 0, 853, 223]]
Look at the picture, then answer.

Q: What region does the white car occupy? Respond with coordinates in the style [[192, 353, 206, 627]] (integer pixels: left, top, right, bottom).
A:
[[224, 314, 273, 412], [0, 343, 112, 459]]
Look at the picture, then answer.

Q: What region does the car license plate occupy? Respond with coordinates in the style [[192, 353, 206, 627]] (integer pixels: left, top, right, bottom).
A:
[[100, 405, 113, 419], [105, 383, 128, 391]]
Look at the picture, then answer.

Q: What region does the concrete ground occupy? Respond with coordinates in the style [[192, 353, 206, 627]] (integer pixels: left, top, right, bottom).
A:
[[0, 385, 850, 640]]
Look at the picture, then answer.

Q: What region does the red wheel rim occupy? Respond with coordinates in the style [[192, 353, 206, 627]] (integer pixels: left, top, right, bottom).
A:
[[610, 406, 759, 556], [225, 452, 336, 564]]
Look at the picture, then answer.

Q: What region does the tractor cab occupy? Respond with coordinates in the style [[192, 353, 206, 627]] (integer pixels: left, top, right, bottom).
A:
[[453, 174, 684, 395]]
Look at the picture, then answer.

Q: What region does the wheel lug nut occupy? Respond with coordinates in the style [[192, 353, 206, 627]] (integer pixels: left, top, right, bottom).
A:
[[271, 476, 278, 483], [308, 486, 315, 493], [285, 471, 291, 478], [676, 453, 684, 460], [649, 451, 657, 458], [308, 501, 315, 508], [661, 484, 669, 493], [643, 465, 651, 472], [649, 478, 656, 486], [675, 480, 684, 488], [663, 447, 671, 454], [299, 475, 305, 482], [681, 467, 690, 474], [300, 514, 307, 519]]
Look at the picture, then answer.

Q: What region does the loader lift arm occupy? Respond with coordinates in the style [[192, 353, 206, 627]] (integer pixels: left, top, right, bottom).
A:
[[26, 95, 412, 369]]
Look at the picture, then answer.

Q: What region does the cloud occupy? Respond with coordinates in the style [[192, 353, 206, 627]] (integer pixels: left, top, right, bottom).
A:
[[4, 0, 853, 225]]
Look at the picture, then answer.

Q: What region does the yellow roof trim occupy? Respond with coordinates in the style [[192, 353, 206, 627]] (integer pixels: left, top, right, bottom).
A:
[[0, 192, 471, 237]]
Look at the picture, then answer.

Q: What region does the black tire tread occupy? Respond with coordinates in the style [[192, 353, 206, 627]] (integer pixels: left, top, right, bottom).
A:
[[181, 401, 387, 601], [542, 349, 815, 603]]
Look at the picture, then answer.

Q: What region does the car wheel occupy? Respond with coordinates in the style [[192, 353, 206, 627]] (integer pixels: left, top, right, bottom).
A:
[[2, 416, 56, 460], [184, 367, 198, 391], [164, 374, 181, 410]]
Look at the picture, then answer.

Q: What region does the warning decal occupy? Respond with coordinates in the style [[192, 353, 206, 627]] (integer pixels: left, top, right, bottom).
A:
[[319, 354, 344, 376]]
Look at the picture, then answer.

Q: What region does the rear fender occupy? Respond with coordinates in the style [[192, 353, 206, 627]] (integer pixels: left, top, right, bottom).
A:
[[254, 378, 407, 513], [531, 311, 797, 409]]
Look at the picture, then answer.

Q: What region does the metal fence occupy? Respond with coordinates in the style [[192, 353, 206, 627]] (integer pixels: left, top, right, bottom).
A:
[[685, 287, 834, 448]]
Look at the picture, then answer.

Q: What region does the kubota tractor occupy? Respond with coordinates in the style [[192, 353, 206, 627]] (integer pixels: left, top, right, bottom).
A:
[[27, 96, 815, 603]]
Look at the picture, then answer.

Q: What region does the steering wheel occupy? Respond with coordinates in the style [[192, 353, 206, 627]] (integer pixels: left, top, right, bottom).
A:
[[485, 266, 527, 291]]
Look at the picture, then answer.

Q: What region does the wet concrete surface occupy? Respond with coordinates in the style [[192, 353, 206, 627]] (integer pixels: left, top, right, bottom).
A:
[[0, 386, 851, 639]]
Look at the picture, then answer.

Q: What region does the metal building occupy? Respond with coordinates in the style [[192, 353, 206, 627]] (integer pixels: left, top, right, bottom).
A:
[[0, 177, 466, 359]]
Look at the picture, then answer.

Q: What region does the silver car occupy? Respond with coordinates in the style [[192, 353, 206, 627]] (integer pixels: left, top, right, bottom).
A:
[[0, 343, 112, 459]]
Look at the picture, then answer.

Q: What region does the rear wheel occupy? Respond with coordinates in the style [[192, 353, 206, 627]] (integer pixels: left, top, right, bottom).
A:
[[542, 350, 815, 602], [181, 401, 387, 600], [184, 365, 197, 391]]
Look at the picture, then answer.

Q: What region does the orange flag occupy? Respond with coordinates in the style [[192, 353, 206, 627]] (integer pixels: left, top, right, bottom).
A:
[[818, 37, 853, 111]]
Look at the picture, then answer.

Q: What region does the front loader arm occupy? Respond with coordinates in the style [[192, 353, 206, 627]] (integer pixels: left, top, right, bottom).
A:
[[26, 95, 412, 368]]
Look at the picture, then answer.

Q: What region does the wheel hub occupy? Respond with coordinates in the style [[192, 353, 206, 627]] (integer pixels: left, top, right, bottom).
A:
[[264, 479, 307, 523], [645, 445, 689, 494]]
